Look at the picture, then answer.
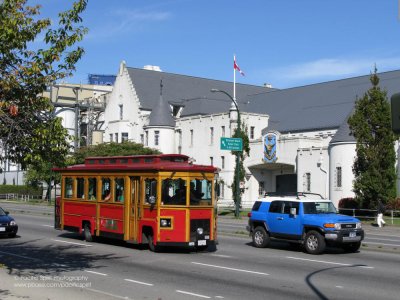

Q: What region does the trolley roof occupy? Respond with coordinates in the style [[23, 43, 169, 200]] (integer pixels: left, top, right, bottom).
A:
[[53, 154, 218, 173]]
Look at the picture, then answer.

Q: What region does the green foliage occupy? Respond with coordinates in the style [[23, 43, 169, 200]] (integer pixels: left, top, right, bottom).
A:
[[231, 122, 250, 206], [0, 0, 88, 170], [70, 142, 162, 165], [0, 184, 42, 196], [348, 69, 397, 209]]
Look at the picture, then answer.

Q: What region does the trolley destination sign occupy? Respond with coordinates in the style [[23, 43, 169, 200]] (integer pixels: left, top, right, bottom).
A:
[[220, 137, 243, 151]]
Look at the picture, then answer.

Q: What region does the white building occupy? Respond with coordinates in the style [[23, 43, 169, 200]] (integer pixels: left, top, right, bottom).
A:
[[101, 61, 400, 208]]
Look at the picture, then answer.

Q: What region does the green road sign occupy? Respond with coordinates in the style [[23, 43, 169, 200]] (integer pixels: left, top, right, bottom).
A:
[[220, 137, 243, 151]]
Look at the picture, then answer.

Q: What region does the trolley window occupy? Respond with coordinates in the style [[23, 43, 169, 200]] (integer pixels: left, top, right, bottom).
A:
[[77, 177, 85, 199], [88, 177, 97, 200], [115, 178, 125, 203], [64, 177, 73, 198], [162, 178, 186, 205], [190, 179, 212, 206], [102, 178, 112, 202], [144, 178, 157, 204]]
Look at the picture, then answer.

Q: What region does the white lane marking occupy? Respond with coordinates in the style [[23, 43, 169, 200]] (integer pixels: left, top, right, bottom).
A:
[[365, 237, 400, 242], [363, 241, 400, 247], [41, 225, 54, 228], [176, 290, 211, 299], [191, 262, 269, 276], [336, 286, 344, 289], [215, 296, 225, 299], [365, 233, 400, 238], [209, 254, 233, 258], [287, 257, 374, 269], [52, 263, 68, 267], [124, 279, 154, 286], [51, 239, 93, 247], [0, 250, 40, 261], [85, 270, 108, 276], [218, 224, 244, 228], [85, 287, 130, 299]]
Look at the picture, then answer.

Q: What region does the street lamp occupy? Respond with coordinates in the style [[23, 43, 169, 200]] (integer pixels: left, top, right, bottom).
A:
[[211, 89, 242, 218]]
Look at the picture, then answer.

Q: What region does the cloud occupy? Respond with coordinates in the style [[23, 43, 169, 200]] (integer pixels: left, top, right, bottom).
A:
[[268, 56, 400, 87], [87, 8, 172, 39]]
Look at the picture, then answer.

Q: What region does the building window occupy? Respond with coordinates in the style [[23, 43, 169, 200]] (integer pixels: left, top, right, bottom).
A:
[[190, 129, 194, 147], [119, 104, 123, 120], [178, 130, 182, 154], [304, 173, 311, 192], [140, 134, 144, 144], [220, 182, 225, 199], [336, 166, 342, 188], [145, 131, 148, 146], [115, 133, 118, 143], [250, 126, 255, 139], [210, 157, 213, 166], [109, 134, 113, 142], [210, 127, 214, 145], [221, 156, 225, 169], [122, 132, 128, 142], [154, 131, 160, 146], [221, 126, 225, 137], [258, 181, 265, 196]]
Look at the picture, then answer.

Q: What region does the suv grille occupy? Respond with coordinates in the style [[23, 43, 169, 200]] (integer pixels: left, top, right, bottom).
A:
[[341, 223, 356, 229]]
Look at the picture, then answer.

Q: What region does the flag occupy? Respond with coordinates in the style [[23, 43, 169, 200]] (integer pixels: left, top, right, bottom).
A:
[[234, 57, 245, 76]]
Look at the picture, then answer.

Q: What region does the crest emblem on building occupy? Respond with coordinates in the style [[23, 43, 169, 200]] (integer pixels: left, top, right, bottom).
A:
[[264, 133, 277, 163]]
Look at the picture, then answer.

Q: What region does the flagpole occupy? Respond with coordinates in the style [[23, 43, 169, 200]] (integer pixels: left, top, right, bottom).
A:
[[233, 54, 236, 101]]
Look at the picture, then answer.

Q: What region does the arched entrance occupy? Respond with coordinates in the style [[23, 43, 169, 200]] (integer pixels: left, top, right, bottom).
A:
[[247, 162, 297, 195]]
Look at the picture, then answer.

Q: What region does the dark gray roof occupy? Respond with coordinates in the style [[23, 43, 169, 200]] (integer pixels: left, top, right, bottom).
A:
[[252, 70, 400, 134], [127, 67, 272, 117], [148, 83, 175, 127], [329, 114, 355, 144]]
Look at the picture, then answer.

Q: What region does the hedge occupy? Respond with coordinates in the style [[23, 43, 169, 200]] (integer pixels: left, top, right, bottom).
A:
[[0, 185, 42, 196]]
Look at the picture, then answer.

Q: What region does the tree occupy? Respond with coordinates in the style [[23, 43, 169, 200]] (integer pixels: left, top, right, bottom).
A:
[[231, 121, 250, 214], [0, 0, 88, 171], [347, 69, 397, 209], [25, 142, 161, 198], [70, 142, 162, 165]]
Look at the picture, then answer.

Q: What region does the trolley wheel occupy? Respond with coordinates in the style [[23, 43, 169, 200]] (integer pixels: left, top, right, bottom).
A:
[[83, 224, 93, 242], [147, 233, 158, 252]]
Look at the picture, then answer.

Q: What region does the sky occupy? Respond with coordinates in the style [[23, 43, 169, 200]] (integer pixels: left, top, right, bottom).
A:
[[29, 0, 400, 89]]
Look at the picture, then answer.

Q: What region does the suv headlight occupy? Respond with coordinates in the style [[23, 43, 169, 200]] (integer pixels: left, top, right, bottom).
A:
[[356, 222, 362, 229], [324, 223, 341, 230], [10, 220, 17, 226]]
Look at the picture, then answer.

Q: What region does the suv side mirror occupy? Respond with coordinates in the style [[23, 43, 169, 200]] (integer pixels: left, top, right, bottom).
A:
[[290, 207, 297, 216]]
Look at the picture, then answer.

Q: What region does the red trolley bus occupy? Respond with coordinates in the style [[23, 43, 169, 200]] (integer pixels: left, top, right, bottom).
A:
[[54, 154, 218, 251]]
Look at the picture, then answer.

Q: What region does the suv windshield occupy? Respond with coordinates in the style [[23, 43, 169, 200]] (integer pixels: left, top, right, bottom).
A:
[[303, 201, 337, 214], [0, 207, 6, 216]]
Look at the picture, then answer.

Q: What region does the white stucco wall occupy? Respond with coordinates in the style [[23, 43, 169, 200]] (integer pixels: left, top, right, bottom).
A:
[[329, 142, 357, 207]]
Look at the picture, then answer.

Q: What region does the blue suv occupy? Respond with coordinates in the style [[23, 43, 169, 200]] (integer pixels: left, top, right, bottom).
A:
[[247, 193, 364, 254]]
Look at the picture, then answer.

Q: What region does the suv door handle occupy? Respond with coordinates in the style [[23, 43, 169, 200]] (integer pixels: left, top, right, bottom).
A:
[[277, 217, 284, 220]]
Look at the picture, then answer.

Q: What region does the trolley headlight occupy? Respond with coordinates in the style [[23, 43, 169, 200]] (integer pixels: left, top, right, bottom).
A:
[[197, 227, 204, 235], [160, 218, 171, 228]]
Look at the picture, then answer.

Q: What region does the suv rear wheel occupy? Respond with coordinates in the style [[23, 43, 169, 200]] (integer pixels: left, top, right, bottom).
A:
[[252, 226, 270, 248], [304, 230, 325, 254]]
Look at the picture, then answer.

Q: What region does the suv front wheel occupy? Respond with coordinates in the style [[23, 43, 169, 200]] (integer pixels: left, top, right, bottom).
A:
[[304, 230, 326, 254], [252, 226, 270, 248]]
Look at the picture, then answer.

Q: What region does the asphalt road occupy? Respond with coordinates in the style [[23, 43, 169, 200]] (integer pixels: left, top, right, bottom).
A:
[[0, 203, 400, 299]]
